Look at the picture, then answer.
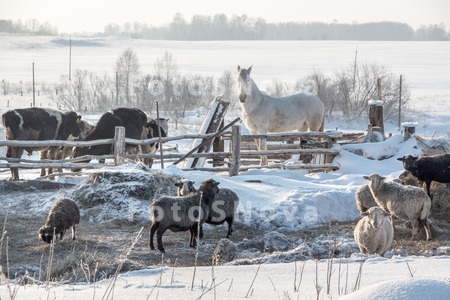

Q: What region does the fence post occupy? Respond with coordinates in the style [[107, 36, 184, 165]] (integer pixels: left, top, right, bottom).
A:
[[114, 126, 125, 165], [213, 120, 225, 167], [229, 125, 241, 176], [368, 100, 385, 137]]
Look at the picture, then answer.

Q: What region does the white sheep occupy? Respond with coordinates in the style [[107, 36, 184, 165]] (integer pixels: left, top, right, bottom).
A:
[[355, 178, 403, 213], [363, 173, 432, 240], [149, 178, 220, 253], [175, 179, 239, 239], [354, 206, 394, 256]]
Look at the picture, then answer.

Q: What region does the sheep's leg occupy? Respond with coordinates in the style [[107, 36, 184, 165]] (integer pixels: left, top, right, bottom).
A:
[[410, 219, 419, 240], [420, 218, 432, 241], [156, 228, 166, 253], [226, 217, 234, 238], [189, 227, 198, 248], [358, 245, 367, 254], [149, 222, 159, 250], [71, 225, 76, 240], [425, 181, 432, 199], [199, 225, 204, 240]]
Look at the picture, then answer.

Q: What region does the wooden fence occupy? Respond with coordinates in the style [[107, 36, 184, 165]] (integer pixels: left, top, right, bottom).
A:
[[0, 125, 341, 177]]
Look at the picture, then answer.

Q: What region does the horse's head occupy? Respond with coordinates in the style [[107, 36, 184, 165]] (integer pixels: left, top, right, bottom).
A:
[[237, 65, 252, 103]]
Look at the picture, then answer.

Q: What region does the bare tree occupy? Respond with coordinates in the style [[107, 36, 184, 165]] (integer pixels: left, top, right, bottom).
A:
[[51, 70, 91, 112], [154, 51, 178, 110], [115, 48, 141, 106], [217, 70, 236, 107]]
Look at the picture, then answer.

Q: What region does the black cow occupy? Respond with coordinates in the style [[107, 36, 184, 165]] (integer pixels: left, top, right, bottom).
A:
[[147, 118, 169, 150], [1, 107, 82, 180], [72, 107, 152, 168]]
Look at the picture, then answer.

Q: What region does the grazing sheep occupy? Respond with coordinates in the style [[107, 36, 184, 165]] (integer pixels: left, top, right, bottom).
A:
[[175, 179, 240, 239], [397, 154, 450, 198], [354, 206, 394, 256], [363, 173, 432, 240], [38, 198, 80, 243], [213, 238, 238, 265], [355, 178, 403, 213], [149, 178, 220, 253]]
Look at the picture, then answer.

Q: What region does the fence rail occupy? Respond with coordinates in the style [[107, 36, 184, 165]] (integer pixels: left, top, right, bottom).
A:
[[0, 125, 341, 177]]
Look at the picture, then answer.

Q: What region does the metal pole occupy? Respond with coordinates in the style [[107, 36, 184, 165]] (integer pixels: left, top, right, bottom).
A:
[[32, 62, 35, 107], [156, 101, 164, 169], [116, 71, 119, 105], [398, 75, 402, 128], [69, 36, 72, 81]]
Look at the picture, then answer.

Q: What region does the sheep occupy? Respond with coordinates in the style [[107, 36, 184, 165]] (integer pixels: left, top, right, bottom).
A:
[[213, 238, 238, 265], [175, 179, 196, 196], [38, 198, 80, 243], [149, 178, 220, 253], [363, 173, 432, 240], [354, 206, 394, 256], [355, 178, 403, 213], [397, 153, 450, 198], [175, 179, 240, 239]]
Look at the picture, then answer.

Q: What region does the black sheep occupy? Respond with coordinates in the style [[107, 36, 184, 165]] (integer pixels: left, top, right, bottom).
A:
[[397, 154, 450, 198]]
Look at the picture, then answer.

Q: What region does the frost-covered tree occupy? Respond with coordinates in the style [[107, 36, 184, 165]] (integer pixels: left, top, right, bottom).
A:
[[115, 48, 141, 106]]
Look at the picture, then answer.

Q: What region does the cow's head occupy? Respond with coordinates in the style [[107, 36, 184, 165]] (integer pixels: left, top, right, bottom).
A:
[[58, 112, 83, 140]]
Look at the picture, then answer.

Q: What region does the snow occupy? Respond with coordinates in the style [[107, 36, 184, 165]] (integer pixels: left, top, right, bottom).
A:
[[1, 36, 450, 299], [1, 256, 450, 299]]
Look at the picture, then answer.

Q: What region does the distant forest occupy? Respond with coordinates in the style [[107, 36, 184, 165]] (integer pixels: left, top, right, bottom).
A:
[[1, 14, 449, 41]]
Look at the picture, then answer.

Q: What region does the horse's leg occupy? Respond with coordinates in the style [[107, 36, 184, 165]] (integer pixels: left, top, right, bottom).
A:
[[259, 138, 268, 165]]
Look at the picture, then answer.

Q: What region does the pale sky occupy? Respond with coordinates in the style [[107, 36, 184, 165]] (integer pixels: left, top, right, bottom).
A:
[[1, 0, 449, 33]]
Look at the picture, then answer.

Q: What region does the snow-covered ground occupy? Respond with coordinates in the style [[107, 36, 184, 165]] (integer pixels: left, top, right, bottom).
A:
[[1, 36, 450, 299], [1, 95, 449, 299]]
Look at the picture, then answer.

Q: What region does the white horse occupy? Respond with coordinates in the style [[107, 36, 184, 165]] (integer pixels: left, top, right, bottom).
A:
[[236, 65, 325, 165]]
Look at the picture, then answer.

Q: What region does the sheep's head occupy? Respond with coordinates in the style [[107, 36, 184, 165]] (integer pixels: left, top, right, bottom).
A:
[[175, 179, 196, 196], [397, 155, 418, 171], [361, 207, 390, 229], [198, 178, 220, 201], [363, 173, 386, 190], [38, 226, 55, 244]]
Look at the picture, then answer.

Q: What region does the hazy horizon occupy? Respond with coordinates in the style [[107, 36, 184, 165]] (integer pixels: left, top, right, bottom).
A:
[[1, 0, 450, 34]]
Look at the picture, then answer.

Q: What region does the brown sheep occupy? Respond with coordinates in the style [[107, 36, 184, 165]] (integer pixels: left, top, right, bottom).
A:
[[38, 198, 80, 243]]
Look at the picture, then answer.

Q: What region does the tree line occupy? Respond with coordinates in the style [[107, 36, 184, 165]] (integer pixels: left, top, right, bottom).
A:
[[0, 19, 57, 35], [1, 15, 449, 41], [2, 49, 409, 127]]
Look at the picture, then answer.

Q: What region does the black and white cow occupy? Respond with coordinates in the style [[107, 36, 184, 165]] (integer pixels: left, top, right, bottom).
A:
[[147, 118, 169, 150], [1, 107, 83, 180], [72, 107, 153, 168]]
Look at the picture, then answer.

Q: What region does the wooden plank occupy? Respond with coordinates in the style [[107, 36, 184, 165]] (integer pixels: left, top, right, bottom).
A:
[[114, 126, 125, 165], [184, 96, 230, 168], [229, 125, 241, 176]]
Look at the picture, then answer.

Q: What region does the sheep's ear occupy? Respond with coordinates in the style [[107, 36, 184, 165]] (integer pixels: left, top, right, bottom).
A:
[[361, 212, 368, 217], [248, 65, 252, 74], [214, 182, 220, 186], [363, 175, 369, 180], [174, 182, 182, 187], [237, 65, 241, 71], [412, 156, 418, 161], [397, 157, 404, 161], [380, 176, 386, 180]]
